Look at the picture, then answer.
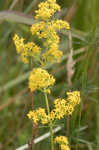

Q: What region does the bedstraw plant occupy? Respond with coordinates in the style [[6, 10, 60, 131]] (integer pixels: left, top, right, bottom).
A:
[[13, 0, 81, 150]]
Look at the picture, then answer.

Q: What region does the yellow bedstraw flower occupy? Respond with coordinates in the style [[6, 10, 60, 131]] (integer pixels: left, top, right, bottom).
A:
[[13, 0, 70, 65], [27, 108, 49, 124], [52, 99, 68, 119], [13, 34, 24, 54], [66, 91, 80, 106], [30, 21, 46, 36], [60, 144, 70, 150], [50, 92, 80, 120], [36, 108, 49, 124], [66, 104, 74, 115], [42, 48, 63, 64], [13, 34, 42, 64], [35, 0, 61, 20], [54, 136, 70, 150], [27, 110, 38, 124], [49, 20, 70, 30], [21, 51, 28, 64], [24, 42, 41, 56], [27, 91, 80, 124], [54, 136, 69, 145], [29, 68, 55, 92], [50, 98, 73, 121]]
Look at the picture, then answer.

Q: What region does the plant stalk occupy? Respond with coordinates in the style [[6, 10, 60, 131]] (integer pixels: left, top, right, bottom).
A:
[[44, 92, 54, 150]]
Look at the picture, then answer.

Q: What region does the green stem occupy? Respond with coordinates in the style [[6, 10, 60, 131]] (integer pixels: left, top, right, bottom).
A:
[[44, 92, 54, 150]]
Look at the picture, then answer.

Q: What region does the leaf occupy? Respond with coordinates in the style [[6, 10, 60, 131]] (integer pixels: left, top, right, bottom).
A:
[[0, 11, 36, 25]]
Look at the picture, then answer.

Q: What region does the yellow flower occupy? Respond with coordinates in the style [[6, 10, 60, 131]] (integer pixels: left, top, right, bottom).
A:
[[24, 42, 41, 56], [53, 99, 67, 119], [54, 136, 70, 150], [27, 91, 81, 124], [36, 108, 49, 124], [54, 136, 69, 145], [42, 48, 63, 64], [66, 91, 80, 106], [50, 98, 73, 121], [30, 21, 46, 36], [35, 0, 61, 20], [29, 68, 55, 92], [60, 144, 70, 150], [21, 52, 28, 64], [66, 104, 74, 115], [13, 0, 70, 66], [13, 34, 24, 54], [27, 110, 38, 124], [46, 30, 60, 45], [50, 91, 81, 121], [49, 20, 70, 30], [13, 34, 42, 64], [27, 108, 49, 124]]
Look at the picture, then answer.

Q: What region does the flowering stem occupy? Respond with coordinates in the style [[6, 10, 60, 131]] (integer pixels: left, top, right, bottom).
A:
[[30, 59, 34, 150], [44, 92, 54, 150]]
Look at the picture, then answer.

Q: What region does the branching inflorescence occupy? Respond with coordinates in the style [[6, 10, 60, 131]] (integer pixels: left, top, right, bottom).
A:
[[13, 0, 70, 66], [13, 0, 80, 150], [27, 91, 80, 124]]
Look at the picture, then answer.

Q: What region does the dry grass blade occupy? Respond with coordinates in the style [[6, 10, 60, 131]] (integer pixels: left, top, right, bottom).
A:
[[67, 49, 75, 87], [0, 11, 36, 25], [9, 0, 19, 10], [67, 31, 75, 87]]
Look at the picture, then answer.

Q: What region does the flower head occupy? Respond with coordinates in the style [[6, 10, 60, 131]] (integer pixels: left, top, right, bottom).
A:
[[51, 99, 68, 119], [30, 21, 46, 36], [49, 20, 70, 30], [54, 136, 69, 145], [42, 48, 63, 64], [66, 91, 80, 106], [13, 34, 42, 64], [50, 91, 81, 121], [54, 136, 70, 150], [60, 144, 70, 150], [29, 68, 55, 92], [35, 0, 61, 20], [13, 34, 24, 54], [27, 108, 49, 124], [13, 0, 70, 66]]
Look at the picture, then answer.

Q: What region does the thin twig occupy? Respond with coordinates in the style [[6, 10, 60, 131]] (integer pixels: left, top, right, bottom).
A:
[[66, 30, 74, 136]]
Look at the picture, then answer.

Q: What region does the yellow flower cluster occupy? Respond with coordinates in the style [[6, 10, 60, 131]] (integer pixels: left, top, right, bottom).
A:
[[30, 20, 70, 64], [29, 68, 55, 92], [54, 136, 70, 150], [30, 0, 70, 65], [27, 108, 49, 124], [13, 34, 24, 54], [42, 47, 63, 63], [35, 0, 61, 20], [13, 0, 70, 65], [60, 144, 70, 150], [49, 20, 70, 30], [27, 91, 81, 124], [30, 21, 46, 37], [13, 34, 41, 64], [50, 99, 68, 120], [67, 91, 80, 106], [50, 91, 80, 120]]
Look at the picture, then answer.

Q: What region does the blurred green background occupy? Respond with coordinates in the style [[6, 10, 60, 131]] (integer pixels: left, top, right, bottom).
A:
[[0, 0, 99, 150]]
